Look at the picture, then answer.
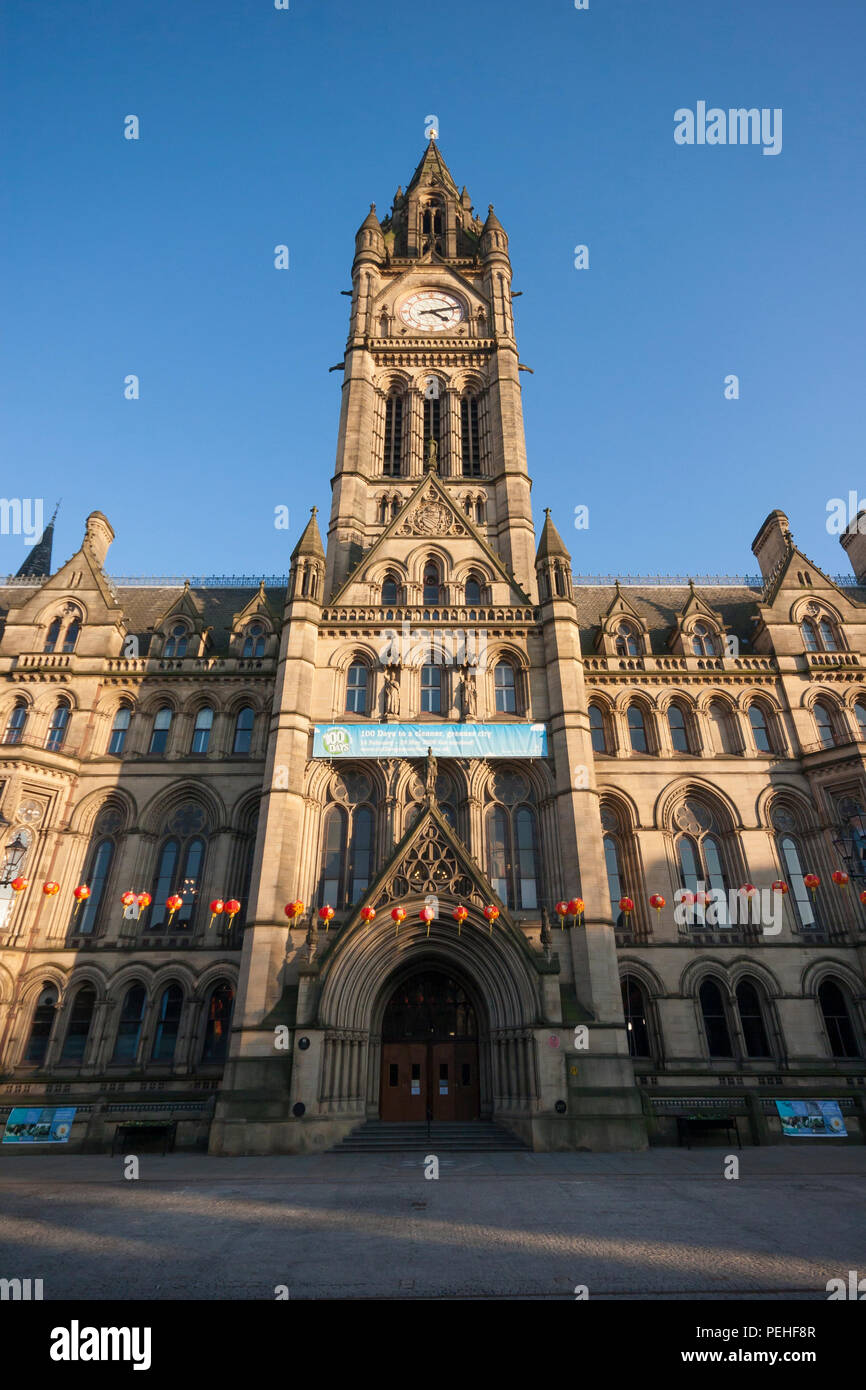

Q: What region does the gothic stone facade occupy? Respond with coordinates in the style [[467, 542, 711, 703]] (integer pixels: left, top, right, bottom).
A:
[[1, 144, 865, 1154]]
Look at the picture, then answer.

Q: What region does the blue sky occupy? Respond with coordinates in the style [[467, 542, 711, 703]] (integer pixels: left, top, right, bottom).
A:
[[2, 0, 864, 580]]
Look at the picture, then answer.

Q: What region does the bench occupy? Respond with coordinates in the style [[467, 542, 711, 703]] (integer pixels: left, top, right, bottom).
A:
[[111, 1120, 177, 1156], [676, 1114, 741, 1149]]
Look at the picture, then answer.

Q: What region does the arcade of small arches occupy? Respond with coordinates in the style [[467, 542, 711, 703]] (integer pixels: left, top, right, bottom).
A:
[[7, 969, 237, 1074], [588, 689, 866, 758], [619, 966, 863, 1064], [376, 375, 490, 479], [342, 648, 525, 719]]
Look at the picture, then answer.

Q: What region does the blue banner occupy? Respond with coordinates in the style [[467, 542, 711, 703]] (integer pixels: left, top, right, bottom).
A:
[[313, 723, 548, 759], [3, 1106, 77, 1143], [775, 1099, 847, 1137]]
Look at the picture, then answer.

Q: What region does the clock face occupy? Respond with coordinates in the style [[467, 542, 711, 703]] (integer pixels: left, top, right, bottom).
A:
[[399, 290, 464, 332]]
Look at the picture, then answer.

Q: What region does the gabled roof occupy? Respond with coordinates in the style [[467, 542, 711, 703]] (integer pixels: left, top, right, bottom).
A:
[[329, 474, 533, 606]]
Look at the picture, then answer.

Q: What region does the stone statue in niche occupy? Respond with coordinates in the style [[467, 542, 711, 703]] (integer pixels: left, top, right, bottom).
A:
[[460, 670, 477, 721], [383, 668, 400, 718], [425, 746, 438, 796], [425, 437, 439, 473]]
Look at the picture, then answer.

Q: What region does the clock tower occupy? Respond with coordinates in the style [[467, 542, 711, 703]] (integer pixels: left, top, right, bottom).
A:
[[326, 137, 538, 601]]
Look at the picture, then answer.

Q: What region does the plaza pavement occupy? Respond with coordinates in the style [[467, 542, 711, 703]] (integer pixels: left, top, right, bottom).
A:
[[0, 1146, 864, 1300]]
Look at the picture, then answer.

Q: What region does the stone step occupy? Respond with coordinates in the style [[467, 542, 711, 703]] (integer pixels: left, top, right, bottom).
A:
[[333, 1120, 529, 1153]]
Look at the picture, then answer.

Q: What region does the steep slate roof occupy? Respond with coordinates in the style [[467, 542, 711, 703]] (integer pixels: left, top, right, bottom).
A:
[[0, 584, 286, 656], [406, 139, 459, 196], [574, 583, 765, 655]]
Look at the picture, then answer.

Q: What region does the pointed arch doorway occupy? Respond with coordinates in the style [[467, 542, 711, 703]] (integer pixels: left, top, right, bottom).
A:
[[379, 968, 480, 1122]]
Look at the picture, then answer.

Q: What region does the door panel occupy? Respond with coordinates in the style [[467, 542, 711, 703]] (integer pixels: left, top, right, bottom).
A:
[[431, 1042, 456, 1121], [380, 1043, 427, 1122], [454, 1042, 480, 1121]]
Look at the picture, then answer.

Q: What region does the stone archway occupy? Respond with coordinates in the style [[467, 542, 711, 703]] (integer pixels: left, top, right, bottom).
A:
[[314, 905, 543, 1122]]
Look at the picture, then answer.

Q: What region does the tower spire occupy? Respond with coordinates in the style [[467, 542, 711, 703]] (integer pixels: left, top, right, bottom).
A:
[[14, 498, 60, 579]]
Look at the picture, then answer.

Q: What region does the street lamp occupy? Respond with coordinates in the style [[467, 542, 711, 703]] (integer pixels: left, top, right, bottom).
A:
[[0, 832, 29, 887]]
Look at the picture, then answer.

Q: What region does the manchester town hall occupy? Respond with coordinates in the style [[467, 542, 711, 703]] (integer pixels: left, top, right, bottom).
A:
[[1, 142, 865, 1155]]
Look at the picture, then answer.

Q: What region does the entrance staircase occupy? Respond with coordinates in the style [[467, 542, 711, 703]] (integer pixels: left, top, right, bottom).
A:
[[333, 1119, 529, 1153]]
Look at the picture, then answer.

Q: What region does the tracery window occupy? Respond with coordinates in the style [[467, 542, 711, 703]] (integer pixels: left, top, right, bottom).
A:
[[148, 803, 209, 931]]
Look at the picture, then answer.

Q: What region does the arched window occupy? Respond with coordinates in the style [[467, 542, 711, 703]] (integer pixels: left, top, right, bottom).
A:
[[800, 619, 819, 651], [43, 617, 62, 653], [383, 392, 403, 476], [699, 979, 733, 1057], [45, 700, 70, 752], [190, 706, 213, 755], [24, 985, 58, 1064], [232, 706, 255, 755], [667, 703, 690, 752], [74, 837, 114, 936], [778, 833, 816, 928], [485, 802, 540, 911], [163, 624, 189, 658], [707, 699, 736, 754], [736, 979, 771, 1058], [494, 661, 517, 713], [818, 980, 860, 1058], [748, 703, 771, 753], [614, 623, 640, 657], [621, 975, 651, 1058], [348, 805, 374, 903], [589, 703, 607, 753], [62, 618, 81, 653], [382, 574, 399, 606], [465, 574, 482, 605], [475, 499, 486, 525], [151, 984, 184, 1062], [149, 814, 208, 932], [149, 706, 173, 754], [59, 985, 96, 1064], [423, 560, 441, 606], [346, 663, 369, 714], [242, 623, 266, 659], [819, 619, 838, 652], [855, 699, 866, 735], [814, 701, 835, 748], [677, 836, 700, 895], [202, 982, 234, 1064], [420, 664, 442, 713], [702, 835, 727, 891], [627, 704, 648, 752], [318, 805, 347, 906], [677, 814, 728, 903], [3, 699, 28, 746], [461, 396, 481, 476], [112, 984, 146, 1062], [604, 834, 624, 923], [108, 705, 131, 755], [691, 622, 716, 657]]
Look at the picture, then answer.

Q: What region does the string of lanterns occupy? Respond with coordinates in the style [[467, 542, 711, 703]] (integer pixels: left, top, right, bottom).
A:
[[5, 879, 241, 927]]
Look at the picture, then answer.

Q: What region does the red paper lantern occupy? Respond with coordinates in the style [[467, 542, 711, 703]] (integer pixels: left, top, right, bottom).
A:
[[860, 890, 866, 907], [10, 877, 28, 894], [121, 891, 137, 908], [391, 905, 406, 935], [678, 890, 695, 906], [483, 904, 499, 934], [42, 880, 60, 897], [72, 884, 90, 917], [618, 896, 634, 916], [804, 874, 820, 898], [208, 898, 225, 929], [649, 893, 665, 915], [419, 904, 435, 937], [452, 904, 468, 935], [771, 880, 788, 894], [739, 883, 757, 899], [224, 899, 241, 922], [137, 892, 152, 909], [284, 900, 304, 921], [695, 890, 710, 907], [831, 870, 850, 887], [567, 897, 584, 920], [318, 904, 334, 930], [166, 894, 183, 925], [360, 905, 376, 923]]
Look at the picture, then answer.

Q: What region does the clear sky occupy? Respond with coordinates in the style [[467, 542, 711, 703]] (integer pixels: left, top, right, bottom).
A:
[[2, 0, 864, 580]]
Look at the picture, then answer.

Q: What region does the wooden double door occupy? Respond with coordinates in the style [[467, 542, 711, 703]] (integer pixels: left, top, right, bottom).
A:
[[380, 1040, 480, 1122]]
